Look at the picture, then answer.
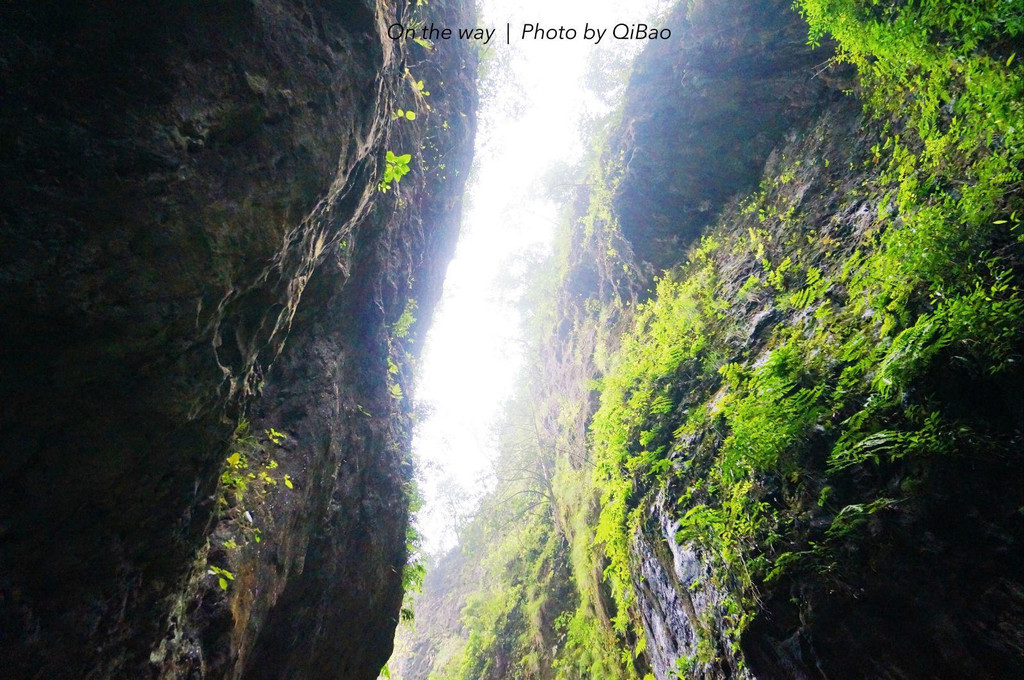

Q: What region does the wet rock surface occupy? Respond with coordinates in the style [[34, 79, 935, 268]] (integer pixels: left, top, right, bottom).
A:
[[0, 0, 476, 677]]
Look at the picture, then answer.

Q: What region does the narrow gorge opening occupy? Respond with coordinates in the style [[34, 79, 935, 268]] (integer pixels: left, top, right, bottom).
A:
[[409, 0, 661, 556], [1, 1, 1021, 680]]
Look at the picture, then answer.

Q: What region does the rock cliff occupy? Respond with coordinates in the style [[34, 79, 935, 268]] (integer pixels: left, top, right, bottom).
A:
[[0, 0, 476, 678]]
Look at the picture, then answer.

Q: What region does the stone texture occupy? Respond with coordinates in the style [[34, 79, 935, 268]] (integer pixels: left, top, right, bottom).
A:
[[0, 0, 477, 677], [612, 0, 842, 272]]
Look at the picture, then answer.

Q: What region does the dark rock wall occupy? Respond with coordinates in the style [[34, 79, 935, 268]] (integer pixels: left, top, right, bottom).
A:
[[613, 0, 842, 272], [0, 0, 476, 678]]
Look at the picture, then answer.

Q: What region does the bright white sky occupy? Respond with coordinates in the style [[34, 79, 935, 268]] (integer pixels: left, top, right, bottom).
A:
[[413, 0, 665, 555]]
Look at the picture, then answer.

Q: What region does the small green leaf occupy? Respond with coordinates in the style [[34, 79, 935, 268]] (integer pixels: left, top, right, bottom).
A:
[[218, 577, 228, 590], [405, 111, 416, 120]]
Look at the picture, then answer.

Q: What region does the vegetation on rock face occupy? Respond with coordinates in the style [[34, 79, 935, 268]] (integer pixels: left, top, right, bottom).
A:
[[591, 0, 1023, 672], [390, 0, 1023, 677]]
